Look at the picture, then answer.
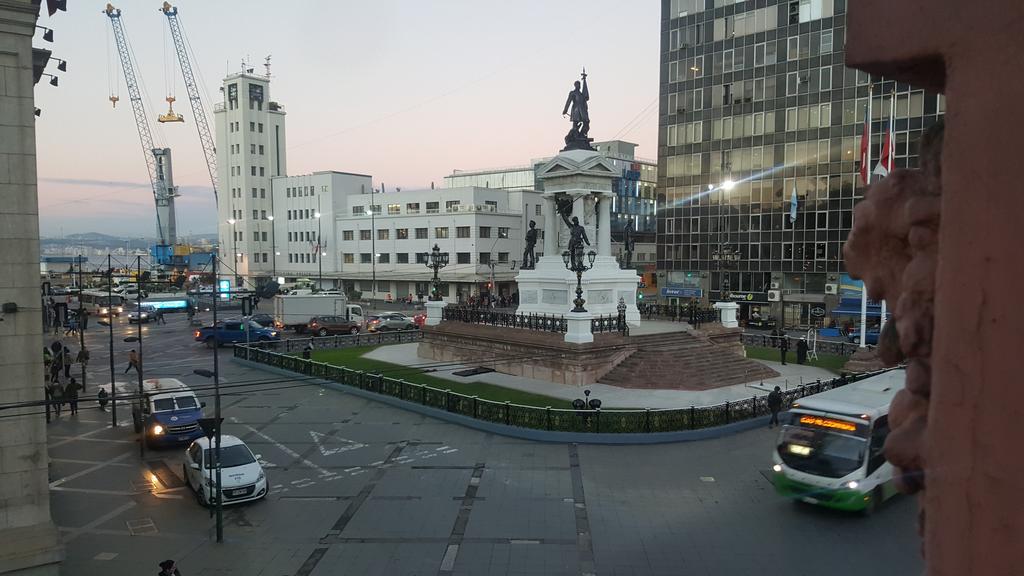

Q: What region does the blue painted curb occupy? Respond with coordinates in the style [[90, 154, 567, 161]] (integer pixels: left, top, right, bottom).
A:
[[232, 357, 773, 445]]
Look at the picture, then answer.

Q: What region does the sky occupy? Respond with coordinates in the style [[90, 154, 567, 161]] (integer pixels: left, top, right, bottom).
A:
[[34, 0, 660, 238]]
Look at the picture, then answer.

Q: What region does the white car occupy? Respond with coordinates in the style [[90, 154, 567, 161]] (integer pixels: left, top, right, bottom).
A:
[[183, 435, 268, 506]]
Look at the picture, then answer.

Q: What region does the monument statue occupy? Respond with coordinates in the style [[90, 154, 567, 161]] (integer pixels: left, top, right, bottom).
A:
[[562, 68, 596, 152], [522, 220, 538, 269], [622, 218, 636, 269], [559, 201, 590, 269]]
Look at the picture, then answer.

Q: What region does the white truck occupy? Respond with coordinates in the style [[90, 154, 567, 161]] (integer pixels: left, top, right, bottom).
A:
[[273, 294, 365, 333]]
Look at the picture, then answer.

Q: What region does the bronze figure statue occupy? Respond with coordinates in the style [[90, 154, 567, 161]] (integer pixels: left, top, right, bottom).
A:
[[560, 205, 590, 270], [562, 68, 596, 151], [622, 217, 636, 269], [522, 220, 538, 269]]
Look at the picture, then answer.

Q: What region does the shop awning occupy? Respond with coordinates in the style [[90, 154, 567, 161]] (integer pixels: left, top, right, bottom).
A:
[[830, 306, 889, 317]]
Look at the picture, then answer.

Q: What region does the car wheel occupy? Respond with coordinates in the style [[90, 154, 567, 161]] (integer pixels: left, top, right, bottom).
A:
[[197, 487, 209, 507], [378, 326, 389, 332], [853, 336, 861, 345], [205, 337, 217, 349], [349, 326, 360, 335], [317, 328, 329, 337]]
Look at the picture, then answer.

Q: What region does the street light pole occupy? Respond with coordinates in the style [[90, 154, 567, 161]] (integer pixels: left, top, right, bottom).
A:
[[425, 244, 448, 301], [77, 254, 86, 392], [211, 254, 223, 543], [267, 215, 276, 280], [314, 208, 323, 290], [370, 187, 376, 301], [562, 249, 598, 313], [107, 254, 116, 427], [227, 218, 237, 288]]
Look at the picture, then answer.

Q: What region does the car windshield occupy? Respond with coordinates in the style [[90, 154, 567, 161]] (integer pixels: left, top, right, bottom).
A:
[[205, 444, 256, 469], [175, 395, 198, 410], [777, 424, 866, 478], [152, 397, 176, 412]]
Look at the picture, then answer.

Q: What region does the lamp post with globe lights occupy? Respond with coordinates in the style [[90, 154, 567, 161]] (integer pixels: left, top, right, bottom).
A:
[[562, 248, 598, 313], [424, 244, 449, 301]]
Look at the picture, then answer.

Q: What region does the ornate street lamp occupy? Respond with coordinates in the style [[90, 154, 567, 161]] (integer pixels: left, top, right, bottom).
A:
[[562, 248, 597, 313], [711, 243, 741, 300], [424, 243, 449, 301]]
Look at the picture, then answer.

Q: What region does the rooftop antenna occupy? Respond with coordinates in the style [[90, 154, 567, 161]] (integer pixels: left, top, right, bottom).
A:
[[240, 57, 246, 73], [263, 54, 272, 78]]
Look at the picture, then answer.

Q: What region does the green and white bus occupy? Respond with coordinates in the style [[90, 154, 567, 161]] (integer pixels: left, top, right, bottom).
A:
[[772, 368, 904, 513]]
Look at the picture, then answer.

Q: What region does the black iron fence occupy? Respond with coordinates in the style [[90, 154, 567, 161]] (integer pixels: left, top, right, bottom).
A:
[[591, 314, 628, 336], [639, 303, 721, 325], [246, 329, 422, 354], [235, 342, 895, 434], [741, 332, 861, 357], [442, 305, 567, 333]]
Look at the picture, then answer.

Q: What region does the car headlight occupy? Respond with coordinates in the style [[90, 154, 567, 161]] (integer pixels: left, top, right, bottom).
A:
[[270, 331, 278, 337], [141, 313, 148, 318], [151, 424, 164, 435], [846, 480, 859, 489], [257, 470, 265, 482], [772, 464, 782, 473], [100, 308, 108, 314]]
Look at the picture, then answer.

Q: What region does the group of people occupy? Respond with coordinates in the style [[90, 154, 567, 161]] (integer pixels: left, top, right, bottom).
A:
[[771, 331, 810, 365], [42, 341, 89, 418], [44, 297, 87, 336]]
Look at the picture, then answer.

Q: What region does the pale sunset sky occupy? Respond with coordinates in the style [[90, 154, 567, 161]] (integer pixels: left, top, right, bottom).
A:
[[33, 1, 660, 237]]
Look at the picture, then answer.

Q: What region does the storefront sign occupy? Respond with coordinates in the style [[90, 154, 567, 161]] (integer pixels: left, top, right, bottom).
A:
[[810, 306, 826, 317], [662, 287, 701, 298], [728, 292, 769, 303]]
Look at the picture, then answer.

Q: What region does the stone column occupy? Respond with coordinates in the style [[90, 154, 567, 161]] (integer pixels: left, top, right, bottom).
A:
[[598, 193, 611, 256], [0, 1, 62, 573], [543, 195, 557, 257]]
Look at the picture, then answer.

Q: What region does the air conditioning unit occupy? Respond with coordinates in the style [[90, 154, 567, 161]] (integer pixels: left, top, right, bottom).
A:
[[768, 290, 781, 302], [770, 281, 780, 289], [824, 283, 838, 295]]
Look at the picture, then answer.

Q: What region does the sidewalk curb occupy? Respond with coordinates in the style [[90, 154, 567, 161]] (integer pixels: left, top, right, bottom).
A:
[[232, 358, 773, 445]]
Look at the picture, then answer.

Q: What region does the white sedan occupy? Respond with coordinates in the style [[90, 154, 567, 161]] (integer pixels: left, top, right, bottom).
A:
[[183, 435, 268, 506]]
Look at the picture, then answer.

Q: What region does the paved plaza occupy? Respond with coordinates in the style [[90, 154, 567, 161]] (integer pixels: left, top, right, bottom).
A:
[[43, 313, 923, 575]]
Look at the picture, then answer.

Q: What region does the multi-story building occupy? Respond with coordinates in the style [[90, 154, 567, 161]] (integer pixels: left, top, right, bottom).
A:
[[214, 69, 287, 287], [443, 140, 659, 291], [269, 171, 372, 284], [334, 186, 543, 303], [657, 0, 944, 328]]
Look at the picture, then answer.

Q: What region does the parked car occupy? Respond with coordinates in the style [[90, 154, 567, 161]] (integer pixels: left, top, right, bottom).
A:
[[194, 319, 280, 348], [127, 304, 158, 324], [844, 327, 880, 345], [307, 315, 361, 336], [183, 435, 267, 507], [366, 312, 417, 332], [249, 313, 274, 327]]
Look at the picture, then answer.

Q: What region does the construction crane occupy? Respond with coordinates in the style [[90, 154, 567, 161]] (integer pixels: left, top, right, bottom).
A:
[[104, 3, 178, 249], [160, 2, 218, 204]]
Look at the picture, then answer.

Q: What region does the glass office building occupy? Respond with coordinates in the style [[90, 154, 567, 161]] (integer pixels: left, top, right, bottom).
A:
[[656, 0, 943, 328]]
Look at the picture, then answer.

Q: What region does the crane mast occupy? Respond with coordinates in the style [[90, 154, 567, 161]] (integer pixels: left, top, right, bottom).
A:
[[160, 2, 218, 204], [104, 3, 178, 248]]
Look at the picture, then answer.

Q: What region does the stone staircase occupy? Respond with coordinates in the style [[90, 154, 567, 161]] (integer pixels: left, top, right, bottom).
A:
[[598, 331, 778, 391]]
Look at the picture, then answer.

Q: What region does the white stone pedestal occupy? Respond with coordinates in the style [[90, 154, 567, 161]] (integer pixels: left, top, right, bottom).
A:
[[714, 301, 740, 328], [425, 300, 446, 327], [515, 255, 641, 323], [564, 311, 594, 344]]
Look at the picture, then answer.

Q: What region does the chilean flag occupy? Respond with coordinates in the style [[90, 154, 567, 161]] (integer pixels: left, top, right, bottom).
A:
[[859, 104, 870, 185], [873, 102, 895, 177]]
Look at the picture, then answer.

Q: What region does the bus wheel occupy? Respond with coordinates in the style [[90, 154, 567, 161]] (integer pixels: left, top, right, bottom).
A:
[[863, 487, 883, 516]]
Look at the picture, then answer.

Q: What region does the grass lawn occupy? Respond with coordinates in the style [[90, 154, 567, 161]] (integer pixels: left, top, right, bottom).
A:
[[311, 346, 572, 408], [744, 345, 848, 374]]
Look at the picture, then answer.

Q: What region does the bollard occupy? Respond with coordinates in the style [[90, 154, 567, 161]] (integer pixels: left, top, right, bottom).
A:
[[546, 406, 552, 430], [505, 401, 511, 425], [645, 408, 651, 433], [690, 405, 696, 430]]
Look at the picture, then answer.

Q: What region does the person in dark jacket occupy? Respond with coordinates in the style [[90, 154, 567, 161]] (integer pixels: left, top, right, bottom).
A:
[[767, 386, 784, 428], [779, 335, 789, 365], [64, 378, 81, 415], [158, 559, 181, 576], [796, 337, 809, 365]]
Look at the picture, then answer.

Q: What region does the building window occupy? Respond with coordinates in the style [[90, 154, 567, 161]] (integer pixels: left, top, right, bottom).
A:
[[259, 144, 265, 155], [498, 227, 509, 239], [426, 202, 440, 214], [369, 205, 381, 215], [821, 30, 833, 53], [288, 254, 293, 263], [415, 228, 428, 239], [396, 228, 409, 240], [252, 210, 258, 220], [479, 252, 491, 264], [820, 67, 832, 91], [258, 123, 264, 133], [456, 252, 471, 264], [388, 203, 401, 215], [479, 226, 491, 238], [406, 202, 420, 214], [352, 206, 364, 216], [415, 252, 428, 264], [261, 232, 268, 241], [249, 121, 255, 131], [435, 227, 449, 239], [250, 143, 256, 154], [360, 230, 371, 241], [378, 229, 389, 240], [535, 205, 542, 216], [456, 226, 471, 238], [446, 200, 461, 212], [397, 253, 409, 264], [377, 253, 390, 264], [253, 231, 260, 241], [343, 230, 354, 241], [360, 253, 372, 264], [259, 167, 265, 177], [343, 253, 354, 264], [252, 188, 257, 198], [498, 252, 509, 264], [251, 166, 257, 176]]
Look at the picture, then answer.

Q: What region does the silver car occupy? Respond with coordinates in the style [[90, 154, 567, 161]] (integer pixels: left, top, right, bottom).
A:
[[367, 313, 417, 332], [128, 304, 157, 324]]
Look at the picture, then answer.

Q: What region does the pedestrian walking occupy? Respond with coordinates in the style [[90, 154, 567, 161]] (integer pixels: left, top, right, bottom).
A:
[[49, 345, 63, 385], [125, 349, 140, 375], [767, 386, 783, 428], [302, 339, 314, 360], [76, 346, 90, 372], [97, 387, 109, 411], [64, 378, 81, 415], [156, 308, 166, 325], [796, 337, 808, 365], [47, 380, 63, 417], [779, 335, 789, 365], [158, 559, 181, 576], [62, 345, 72, 379]]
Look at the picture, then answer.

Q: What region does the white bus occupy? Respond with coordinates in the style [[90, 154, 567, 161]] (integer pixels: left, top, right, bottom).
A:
[[79, 290, 125, 317], [771, 368, 904, 513]]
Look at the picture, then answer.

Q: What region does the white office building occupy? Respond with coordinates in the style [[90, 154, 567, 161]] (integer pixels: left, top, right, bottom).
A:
[[334, 186, 544, 303], [269, 171, 372, 282], [214, 70, 287, 286]]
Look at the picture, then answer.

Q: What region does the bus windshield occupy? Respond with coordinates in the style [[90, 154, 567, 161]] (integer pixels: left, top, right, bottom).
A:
[[777, 424, 866, 478]]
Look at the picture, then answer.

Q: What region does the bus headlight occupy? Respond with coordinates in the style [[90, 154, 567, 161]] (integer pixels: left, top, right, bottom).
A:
[[846, 480, 859, 489], [772, 464, 782, 473], [100, 308, 108, 314], [151, 424, 165, 435]]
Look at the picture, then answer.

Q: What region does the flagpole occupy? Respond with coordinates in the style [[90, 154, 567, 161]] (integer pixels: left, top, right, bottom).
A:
[[859, 85, 872, 348], [879, 90, 894, 334]]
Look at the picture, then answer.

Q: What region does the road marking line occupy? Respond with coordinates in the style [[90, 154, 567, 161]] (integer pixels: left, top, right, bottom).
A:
[[62, 501, 137, 544], [700, 476, 716, 483], [233, 419, 334, 479], [50, 452, 134, 488]]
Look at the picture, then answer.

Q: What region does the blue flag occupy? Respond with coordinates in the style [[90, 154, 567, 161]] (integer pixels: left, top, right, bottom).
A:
[[789, 186, 798, 224]]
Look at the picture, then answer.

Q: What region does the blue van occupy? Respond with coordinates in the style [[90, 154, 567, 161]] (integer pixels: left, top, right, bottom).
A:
[[119, 378, 205, 448]]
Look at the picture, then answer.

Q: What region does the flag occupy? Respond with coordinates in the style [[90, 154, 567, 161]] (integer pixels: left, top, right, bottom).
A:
[[859, 101, 871, 185], [789, 185, 798, 224], [874, 93, 895, 177]]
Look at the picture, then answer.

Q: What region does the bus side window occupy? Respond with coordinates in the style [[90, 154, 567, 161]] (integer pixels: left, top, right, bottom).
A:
[[867, 415, 889, 474]]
